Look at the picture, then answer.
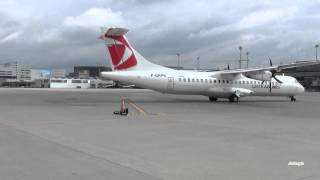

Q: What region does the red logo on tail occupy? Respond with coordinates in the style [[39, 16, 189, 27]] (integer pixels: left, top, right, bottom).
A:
[[107, 35, 137, 70]]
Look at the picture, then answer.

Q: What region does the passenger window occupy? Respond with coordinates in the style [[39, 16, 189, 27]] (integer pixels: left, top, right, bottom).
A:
[[205, 79, 208, 83], [192, 79, 195, 82], [214, 80, 216, 83], [179, 78, 181, 82], [239, 81, 241, 84], [226, 80, 229, 84], [183, 78, 186, 82], [209, 79, 212, 83], [188, 78, 190, 82], [218, 80, 221, 83], [196, 79, 199, 83], [222, 80, 225, 83], [200, 79, 203, 83]]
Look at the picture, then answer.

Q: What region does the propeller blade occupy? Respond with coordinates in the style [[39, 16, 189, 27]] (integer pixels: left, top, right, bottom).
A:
[[273, 76, 283, 83], [269, 58, 273, 66], [269, 81, 272, 93], [271, 69, 283, 84]]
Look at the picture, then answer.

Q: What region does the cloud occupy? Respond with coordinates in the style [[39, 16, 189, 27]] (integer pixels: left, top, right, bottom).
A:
[[0, 31, 21, 43], [64, 8, 125, 29], [236, 6, 299, 29], [0, 1, 320, 70]]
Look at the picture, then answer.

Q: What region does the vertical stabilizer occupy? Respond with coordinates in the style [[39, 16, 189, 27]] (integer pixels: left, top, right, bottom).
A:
[[99, 27, 163, 71]]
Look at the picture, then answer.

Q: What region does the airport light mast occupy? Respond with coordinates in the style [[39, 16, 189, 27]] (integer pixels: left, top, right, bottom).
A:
[[196, 56, 200, 71], [177, 53, 181, 69], [316, 44, 319, 61], [246, 51, 249, 69], [238, 46, 242, 69]]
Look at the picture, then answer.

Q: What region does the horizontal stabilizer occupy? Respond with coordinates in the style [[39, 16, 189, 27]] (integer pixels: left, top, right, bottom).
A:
[[99, 27, 129, 39]]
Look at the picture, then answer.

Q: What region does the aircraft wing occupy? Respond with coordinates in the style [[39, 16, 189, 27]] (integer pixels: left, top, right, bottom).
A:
[[219, 60, 320, 77]]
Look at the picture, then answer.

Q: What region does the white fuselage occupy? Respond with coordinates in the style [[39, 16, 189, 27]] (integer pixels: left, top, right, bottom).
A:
[[101, 68, 305, 99]]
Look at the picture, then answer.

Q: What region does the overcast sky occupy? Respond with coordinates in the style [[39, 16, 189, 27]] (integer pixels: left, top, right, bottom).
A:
[[0, 0, 320, 70]]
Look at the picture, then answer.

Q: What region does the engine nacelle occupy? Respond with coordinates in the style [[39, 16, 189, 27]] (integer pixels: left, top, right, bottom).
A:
[[247, 71, 272, 81]]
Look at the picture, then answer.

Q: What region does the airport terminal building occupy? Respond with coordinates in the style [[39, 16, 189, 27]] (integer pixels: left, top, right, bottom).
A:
[[50, 78, 92, 89], [73, 66, 112, 78], [279, 62, 320, 91]]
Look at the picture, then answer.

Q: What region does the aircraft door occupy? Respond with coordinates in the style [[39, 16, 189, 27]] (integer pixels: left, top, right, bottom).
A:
[[167, 77, 174, 90]]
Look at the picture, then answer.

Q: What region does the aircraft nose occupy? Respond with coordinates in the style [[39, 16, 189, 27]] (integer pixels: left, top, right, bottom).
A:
[[297, 84, 305, 94]]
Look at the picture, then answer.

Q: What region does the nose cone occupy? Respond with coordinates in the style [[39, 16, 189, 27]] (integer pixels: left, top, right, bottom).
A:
[[296, 84, 305, 94]]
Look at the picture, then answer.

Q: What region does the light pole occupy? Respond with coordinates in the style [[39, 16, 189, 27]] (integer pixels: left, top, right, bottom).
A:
[[316, 44, 319, 61], [177, 53, 180, 69], [246, 51, 249, 69], [238, 46, 242, 69], [196, 56, 200, 71]]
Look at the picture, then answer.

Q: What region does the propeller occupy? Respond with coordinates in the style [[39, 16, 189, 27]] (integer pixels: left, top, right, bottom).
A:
[[269, 58, 273, 66], [268, 58, 283, 93]]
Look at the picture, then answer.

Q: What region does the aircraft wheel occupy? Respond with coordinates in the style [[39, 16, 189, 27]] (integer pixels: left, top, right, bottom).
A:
[[229, 95, 235, 102], [209, 97, 218, 102], [290, 96, 296, 102], [229, 95, 239, 103]]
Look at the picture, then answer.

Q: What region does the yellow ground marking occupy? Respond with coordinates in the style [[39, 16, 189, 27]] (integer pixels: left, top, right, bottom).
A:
[[126, 99, 147, 116]]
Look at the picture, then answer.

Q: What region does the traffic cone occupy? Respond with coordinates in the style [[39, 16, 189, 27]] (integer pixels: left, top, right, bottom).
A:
[[120, 98, 125, 113]]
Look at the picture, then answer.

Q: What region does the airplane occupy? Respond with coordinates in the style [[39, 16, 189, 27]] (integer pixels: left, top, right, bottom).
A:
[[99, 27, 318, 102]]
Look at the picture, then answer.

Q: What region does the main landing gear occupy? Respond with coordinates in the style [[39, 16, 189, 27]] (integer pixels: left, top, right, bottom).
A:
[[290, 96, 296, 102], [228, 94, 239, 103], [208, 96, 239, 102], [209, 97, 218, 102]]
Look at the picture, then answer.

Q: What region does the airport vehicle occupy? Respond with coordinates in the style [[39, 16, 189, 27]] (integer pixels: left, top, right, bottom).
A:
[[99, 27, 317, 102]]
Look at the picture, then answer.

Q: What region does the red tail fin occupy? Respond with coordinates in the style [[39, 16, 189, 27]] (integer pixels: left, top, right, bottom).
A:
[[100, 28, 137, 71], [100, 27, 168, 71]]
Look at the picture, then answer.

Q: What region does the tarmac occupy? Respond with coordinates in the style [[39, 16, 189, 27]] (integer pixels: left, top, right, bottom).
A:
[[0, 88, 319, 180]]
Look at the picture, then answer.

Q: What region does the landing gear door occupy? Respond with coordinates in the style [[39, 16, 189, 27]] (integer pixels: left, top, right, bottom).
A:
[[167, 77, 174, 90]]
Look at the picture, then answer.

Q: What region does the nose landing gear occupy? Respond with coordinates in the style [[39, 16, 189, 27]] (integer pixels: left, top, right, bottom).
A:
[[290, 96, 296, 102]]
